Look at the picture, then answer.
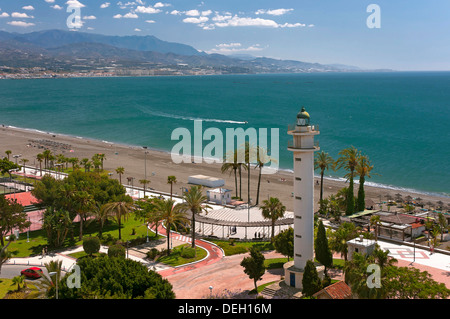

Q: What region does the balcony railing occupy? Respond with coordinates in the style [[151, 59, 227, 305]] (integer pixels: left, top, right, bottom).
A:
[[287, 124, 319, 132], [288, 140, 320, 149]]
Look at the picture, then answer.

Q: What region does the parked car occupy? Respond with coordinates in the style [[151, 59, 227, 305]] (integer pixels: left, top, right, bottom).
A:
[[21, 267, 43, 279]]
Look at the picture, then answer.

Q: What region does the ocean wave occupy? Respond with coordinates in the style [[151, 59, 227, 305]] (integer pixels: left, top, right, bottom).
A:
[[135, 105, 247, 124]]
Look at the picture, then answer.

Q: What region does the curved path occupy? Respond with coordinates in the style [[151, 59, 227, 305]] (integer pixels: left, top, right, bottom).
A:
[[150, 224, 225, 277]]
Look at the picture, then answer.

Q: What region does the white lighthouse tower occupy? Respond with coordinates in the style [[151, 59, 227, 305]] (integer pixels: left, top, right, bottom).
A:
[[283, 107, 324, 289]]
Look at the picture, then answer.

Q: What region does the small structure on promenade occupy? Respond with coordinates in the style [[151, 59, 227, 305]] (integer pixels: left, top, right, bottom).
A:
[[188, 175, 225, 188], [206, 188, 232, 205], [347, 235, 377, 260]]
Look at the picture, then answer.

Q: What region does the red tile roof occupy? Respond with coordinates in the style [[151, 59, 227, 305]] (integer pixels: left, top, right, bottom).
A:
[[313, 281, 352, 299]]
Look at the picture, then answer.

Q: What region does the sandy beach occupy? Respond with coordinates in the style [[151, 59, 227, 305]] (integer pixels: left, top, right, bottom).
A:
[[1, 125, 449, 213]]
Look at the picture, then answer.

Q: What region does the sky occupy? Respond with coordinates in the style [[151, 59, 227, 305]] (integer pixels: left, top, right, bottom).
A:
[[0, 0, 449, 71]]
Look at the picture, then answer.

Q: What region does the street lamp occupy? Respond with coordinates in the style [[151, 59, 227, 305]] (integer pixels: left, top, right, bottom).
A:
[[27, 217, 30, 243], [48, 271, 59, 299], [209, 286, 213, 298], [143, 146, 148, 181]]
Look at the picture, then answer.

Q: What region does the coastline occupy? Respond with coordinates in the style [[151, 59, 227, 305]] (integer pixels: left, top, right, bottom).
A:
[[1, 124, 448, 212]]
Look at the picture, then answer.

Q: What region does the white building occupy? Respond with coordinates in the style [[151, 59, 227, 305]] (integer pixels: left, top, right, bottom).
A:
[[207, 188, 232, 205], [347, 236, 377, 260]]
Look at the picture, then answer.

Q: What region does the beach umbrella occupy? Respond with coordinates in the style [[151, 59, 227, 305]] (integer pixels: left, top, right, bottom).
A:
[[436, 201, 444, 209], [405, 195, 412, 203], [426, 201, 433, 208], [394, 193, 403, 202]]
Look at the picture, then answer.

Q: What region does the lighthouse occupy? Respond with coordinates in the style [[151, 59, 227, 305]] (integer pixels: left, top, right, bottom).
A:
[[284, 107, 324, 289]]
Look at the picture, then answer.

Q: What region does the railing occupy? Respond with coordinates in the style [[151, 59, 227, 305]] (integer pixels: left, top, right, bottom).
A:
[[287, 140, 320, 149], [287, 124, 319, 132]]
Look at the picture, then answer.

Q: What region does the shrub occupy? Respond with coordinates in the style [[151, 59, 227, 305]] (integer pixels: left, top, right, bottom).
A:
[[180, 246, 196, 259], [108, 244, 125, 258], [83, 237, 100, 256], [147, 248, 159, 260]]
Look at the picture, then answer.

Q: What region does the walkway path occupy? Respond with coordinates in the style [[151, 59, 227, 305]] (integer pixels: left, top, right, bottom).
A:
[[150, 224, 225, 277]]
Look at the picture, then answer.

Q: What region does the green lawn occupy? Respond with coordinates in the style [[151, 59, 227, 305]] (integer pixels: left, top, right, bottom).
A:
[[156, 244, 207, 267], [6, 214, 161, 258], [0, 278, 15, 298]]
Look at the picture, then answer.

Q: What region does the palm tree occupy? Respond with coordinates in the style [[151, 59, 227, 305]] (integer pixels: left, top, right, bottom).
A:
[[221, 149, 240, 198], [71, 190, 95, 241], [135, 197, 163, 238], [101, 198, 135, 240], [314, 151, 334, 211], [355, 154, 375, 212], [167, 175, 177, 199], [139, 179, 151, 198], [155, 198, 188, 254], [370, 215, 381, 241], [254, 146, 277, 206], [36, 153, 44, 176], [437, 213, 448, 241], [5, 150, 11, 161], [334, 146, 360, 215], [42, 149, 52, 169], [68, 157, 79, 171], [244, 142, 258, 205], [329, 222, 360, 261], [179, 185, 211, 250], [260, 197, 286, 241], [115, 166, 125, 184], [12, 275, 25, 291], [93, 153, 106, 171]]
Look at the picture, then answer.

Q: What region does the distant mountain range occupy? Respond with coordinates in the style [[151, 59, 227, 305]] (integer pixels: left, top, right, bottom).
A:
[[0, 29, 391, 76]]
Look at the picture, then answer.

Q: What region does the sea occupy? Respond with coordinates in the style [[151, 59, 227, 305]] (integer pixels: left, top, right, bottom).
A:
[[0, 72, 449, 198]]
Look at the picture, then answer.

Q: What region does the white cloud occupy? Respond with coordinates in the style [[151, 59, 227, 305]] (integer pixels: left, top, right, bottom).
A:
[[83, 15, 97, 20], [22, 6, 35, 11], [51, 5, 63, 10], [183, 16, 209, 24], [185, 9, 200, 16], [45, 0, 55, 3], [134, 28, 141, 31], [215, 16, 279, 28], [211, 14, 308, 29], [124, 12, 138, 18], [212, 14, 232, 22], [100, 2, 110, 9], [66, 0, 85, 8], [201, 10, 212, 16], [279, 22, 306, 28], [136, 6, 161, 14], [114, 12, 139, 18], [7, 21, 35, 27], [154, 2, 171, 8], [0, 12, 10, 18], [11, 12, 34, 19], [170, 10, 181, 15], [255, 8, 294, 16], [145, 20, 156, 23]]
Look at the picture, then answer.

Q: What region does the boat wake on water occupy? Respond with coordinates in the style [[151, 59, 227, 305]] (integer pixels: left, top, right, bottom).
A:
[[135, 105, 247, 124]]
